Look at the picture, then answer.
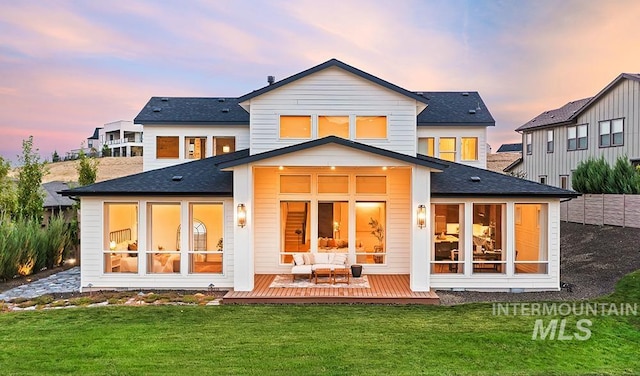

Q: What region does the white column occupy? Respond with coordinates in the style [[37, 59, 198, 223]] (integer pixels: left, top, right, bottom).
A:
[[410, 166, 430, 291], [233, 165, 254, 291]]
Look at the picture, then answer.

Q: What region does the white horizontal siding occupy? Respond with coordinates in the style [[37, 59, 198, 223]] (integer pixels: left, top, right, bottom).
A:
[[416, 126, 487, 168], [247, 67, 420, 156], [80, 196, 235, 290], [142, 125, 249, 171]]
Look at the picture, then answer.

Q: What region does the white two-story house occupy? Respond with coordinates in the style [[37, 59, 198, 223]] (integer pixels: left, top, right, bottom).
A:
[[63, 59, 575, 294]]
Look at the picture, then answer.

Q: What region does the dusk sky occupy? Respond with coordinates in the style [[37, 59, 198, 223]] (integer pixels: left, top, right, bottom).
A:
[[1, 0, 639, 164]]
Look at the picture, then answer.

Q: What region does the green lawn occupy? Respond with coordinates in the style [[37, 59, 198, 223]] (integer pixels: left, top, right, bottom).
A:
[[1, 273, 639, 375]]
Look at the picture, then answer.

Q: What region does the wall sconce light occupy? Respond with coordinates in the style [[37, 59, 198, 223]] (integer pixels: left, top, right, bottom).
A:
[[237, 204, 247, 227], [417, 205, 426, 229], [109, 240, 117, 251]]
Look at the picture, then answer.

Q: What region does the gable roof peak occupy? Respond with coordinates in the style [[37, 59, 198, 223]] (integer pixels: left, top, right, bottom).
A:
[[237, 58, 430, 104]]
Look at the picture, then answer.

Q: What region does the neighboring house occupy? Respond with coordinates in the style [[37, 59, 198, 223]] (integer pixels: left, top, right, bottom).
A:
[[99, 120, 144, 157], [63, 59, 575, 293], [496, 143, 522, 153], [511, 73, 640, 189], [43, 181, 75, 224], [87, 127, 101, 152]]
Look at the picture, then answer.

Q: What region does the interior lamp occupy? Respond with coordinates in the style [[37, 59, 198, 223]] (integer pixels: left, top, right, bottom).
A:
[[417, 205, 427, 229], [237, 204, 247, 228], [109, 240, 117, 251], [222, 145, 230, 153]]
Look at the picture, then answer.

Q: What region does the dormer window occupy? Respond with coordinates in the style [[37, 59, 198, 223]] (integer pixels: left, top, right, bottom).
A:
[[318, 116, 349, 138]]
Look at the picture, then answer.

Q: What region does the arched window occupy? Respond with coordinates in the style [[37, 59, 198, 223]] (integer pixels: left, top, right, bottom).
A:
[[176, 219, 207, 251]]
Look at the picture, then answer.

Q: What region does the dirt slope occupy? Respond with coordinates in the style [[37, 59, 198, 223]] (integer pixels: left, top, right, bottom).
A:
[[10, 157, 143, 183]]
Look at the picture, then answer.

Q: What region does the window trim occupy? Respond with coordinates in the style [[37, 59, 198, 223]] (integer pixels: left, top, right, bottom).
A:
[[461, 137, 478, 161], [318, 115, 350, 139], [355, 116, 388, 140], [525, 133, 532, 155], [546, 129, 554, 153], [559, 175, 568, 190], [539, 175, 547, 185], [438, 137, 457, 162], [156, 136, 180, 159], [598, 118, 624, 148]]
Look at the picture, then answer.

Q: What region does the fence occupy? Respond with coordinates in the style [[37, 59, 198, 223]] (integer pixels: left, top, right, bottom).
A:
[[560, 194, 640, 228]]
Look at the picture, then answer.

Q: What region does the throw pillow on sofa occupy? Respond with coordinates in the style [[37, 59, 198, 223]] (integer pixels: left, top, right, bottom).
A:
[[332, 253, 347, 265]]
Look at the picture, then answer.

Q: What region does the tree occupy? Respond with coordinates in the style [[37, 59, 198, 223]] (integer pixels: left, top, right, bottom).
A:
[[610, 156, 639, 194], [101, 144, 111, 157], [16, 136, 46, 220], [52, 150, 60, 162], [77, 149, 99, 186], [0, 156, 17, 216]]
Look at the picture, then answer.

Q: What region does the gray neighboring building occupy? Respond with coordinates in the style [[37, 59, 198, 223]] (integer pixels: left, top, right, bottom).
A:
[[511, 73, 640, 189]]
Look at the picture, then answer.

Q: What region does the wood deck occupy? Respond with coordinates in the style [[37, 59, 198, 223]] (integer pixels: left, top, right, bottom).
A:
[[222, 274, 439, 305]]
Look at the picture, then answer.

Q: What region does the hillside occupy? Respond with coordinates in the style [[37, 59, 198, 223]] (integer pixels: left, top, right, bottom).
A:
[[10, 157, 143, 183]]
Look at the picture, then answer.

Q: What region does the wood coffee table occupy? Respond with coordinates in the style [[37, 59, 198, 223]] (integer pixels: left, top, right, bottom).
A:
[[314, 268, 332, 284], [333, 267, 350, 284]]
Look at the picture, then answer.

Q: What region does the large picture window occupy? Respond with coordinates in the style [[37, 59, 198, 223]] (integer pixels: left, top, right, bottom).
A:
[[280, 201, 310, 263], [472, 204, 505, 274], [461, 137, 478, 161], [514, 204, 548, 274], [185, 137, 207, 159], [418, 137, 435, 157], [280, 116, 311, 139], [104, 203, 139, 273], [432, 204, 464, 274], [439, 137, 456, 162], [148, 203, 181, 273], [156, 136, 179, 158], [318, 116, 349, 138], [355, 202, 386, 264], [355, 116, 387, 139], [189, 203, 224, 274]]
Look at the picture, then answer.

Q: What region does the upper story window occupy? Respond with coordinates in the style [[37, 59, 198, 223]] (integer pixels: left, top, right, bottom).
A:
[[439, 138, 456, 162], [525, 133, 532, 155], [568, 124, 587, 151], [156, 136, 179, 159], [214, 137, 235, 155], [186, 137, 207, 159], [418, 137, 435, 157], [599, 118, 623, 147], [461, 137, 478, 161], [318, 116, 349, 138], [355, 116, 387, 139], [280, 116, 311, 139], [546, 130, 554, 153]]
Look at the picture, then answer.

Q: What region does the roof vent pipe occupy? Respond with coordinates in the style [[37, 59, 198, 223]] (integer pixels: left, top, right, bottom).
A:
[[267, 76, 275, 85]]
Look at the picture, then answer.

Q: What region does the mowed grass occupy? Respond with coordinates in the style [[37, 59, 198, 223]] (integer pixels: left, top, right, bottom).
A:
[[1, 273, 639, 375]]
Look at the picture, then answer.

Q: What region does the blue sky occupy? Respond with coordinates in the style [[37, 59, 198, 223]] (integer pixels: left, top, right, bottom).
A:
[[1, 0, 639, 163]]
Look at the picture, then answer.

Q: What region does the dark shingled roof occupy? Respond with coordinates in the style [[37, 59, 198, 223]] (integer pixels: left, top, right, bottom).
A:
[[503, 157, 523, 173], [237, 58, 430, 105], [87, 127, 101, 140], [515, 98, 591, 132], [217, 136, 448, 171], [426, 156, 576, 198], [415, 92, 495, 125], [61, 150, 249, 197], [44, 181, 75, 208], [63, 139, 576, 199], [497, 143, 522, 153], [134, 97, 249, 125]]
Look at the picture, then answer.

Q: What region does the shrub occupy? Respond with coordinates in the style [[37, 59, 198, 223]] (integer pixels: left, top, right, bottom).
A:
[[573, 156, 640, 194], [610, 155, 640, 194]]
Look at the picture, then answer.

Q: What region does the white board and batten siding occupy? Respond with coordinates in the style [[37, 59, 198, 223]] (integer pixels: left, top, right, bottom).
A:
[[416, 126, 488, 169], [79, 196, 236, 291], [521, 78, 640, 189], [142, 125, 250, 171], [244, 67, 423, 156], [430, 198, 561, 291]]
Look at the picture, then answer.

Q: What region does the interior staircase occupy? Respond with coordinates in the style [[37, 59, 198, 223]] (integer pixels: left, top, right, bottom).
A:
[[285, 211, 306, 252]]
